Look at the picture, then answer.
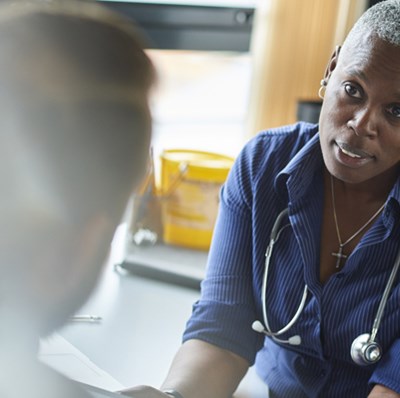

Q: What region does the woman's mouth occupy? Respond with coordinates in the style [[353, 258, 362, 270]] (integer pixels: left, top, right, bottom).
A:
[[335, 141, 375, 167], [340, 146, 361, 158]]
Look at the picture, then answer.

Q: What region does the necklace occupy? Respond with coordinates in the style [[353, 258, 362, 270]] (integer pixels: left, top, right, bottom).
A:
[[330, 175, 386, 268]]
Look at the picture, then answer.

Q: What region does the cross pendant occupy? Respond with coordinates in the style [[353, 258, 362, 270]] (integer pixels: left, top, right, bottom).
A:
[[331, 245, 347, 268]]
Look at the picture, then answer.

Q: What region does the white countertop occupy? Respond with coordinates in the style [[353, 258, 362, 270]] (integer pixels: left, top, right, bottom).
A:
[[55, 249, 268, 397]]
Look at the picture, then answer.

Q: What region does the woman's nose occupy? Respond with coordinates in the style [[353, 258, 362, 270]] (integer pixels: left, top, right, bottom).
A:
[[347, 106, 379, 138]]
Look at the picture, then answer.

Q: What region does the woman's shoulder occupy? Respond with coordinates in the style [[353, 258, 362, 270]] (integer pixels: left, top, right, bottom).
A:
[[238, 122, 318, 174], [255, 121, 318, 149]]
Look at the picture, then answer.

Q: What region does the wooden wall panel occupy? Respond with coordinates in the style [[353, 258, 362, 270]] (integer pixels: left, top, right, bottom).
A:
[[246, 0, 367, 136]]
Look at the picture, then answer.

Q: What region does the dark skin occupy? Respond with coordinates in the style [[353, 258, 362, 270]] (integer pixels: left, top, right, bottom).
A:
[[318, 34, 400, 397], [319, 168, 389, 284], [319, 35, 400, 284]]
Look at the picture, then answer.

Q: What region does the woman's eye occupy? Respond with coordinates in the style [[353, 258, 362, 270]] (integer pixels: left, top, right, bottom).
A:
[[388, 105, 400, 118], [344, 83, 362, 99]]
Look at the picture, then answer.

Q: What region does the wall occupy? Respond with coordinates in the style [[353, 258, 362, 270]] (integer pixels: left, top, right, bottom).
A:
[[246, 0, 367, 136]]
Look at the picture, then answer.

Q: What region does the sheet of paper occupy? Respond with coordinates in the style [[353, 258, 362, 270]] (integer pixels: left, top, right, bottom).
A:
[[39, 333, 124, 392]]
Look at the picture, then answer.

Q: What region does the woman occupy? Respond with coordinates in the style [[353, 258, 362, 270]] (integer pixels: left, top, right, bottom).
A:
[[125, 1, 400, 397]]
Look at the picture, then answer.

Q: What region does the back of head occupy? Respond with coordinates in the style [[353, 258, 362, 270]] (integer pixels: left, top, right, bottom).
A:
[[343, 0, 400, 51], [0, 0, 155, 220], [0, 2, 154, 394]]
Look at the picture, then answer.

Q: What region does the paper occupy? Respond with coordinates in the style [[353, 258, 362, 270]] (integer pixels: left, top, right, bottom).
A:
[[39, 333, 124, 392]]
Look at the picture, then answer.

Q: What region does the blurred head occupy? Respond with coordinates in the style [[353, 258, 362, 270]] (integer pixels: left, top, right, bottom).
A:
[[319, 0, 400, 186], [0, 0, 154, 341]]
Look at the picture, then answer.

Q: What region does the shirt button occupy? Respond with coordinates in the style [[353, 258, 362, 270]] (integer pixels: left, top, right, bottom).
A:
[[335, 273, 344, 279], [319, 369, 327, 377]]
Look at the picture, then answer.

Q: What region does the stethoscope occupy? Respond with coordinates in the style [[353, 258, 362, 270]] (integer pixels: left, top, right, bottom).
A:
[[252, 208, 400, 366]]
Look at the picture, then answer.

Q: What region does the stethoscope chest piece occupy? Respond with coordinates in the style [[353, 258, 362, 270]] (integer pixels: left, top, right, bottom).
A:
[[350, 333, 382, 366]]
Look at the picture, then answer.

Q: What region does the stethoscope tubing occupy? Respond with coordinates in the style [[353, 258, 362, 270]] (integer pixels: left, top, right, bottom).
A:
[[260, 207, 400, 366], [262, 208, 308, 337], [369, 245, 400, 342]]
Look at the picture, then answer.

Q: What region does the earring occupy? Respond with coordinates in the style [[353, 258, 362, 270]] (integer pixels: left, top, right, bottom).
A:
[[318, 78, 327, 99]]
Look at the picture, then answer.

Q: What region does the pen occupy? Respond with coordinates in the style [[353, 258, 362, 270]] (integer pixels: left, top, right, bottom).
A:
[[69, 315, 102, 322]]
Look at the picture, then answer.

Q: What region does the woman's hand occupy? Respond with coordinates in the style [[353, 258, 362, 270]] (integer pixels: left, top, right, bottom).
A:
[[368, 384, 400, 397], [120, 385, 171, 397], [120, 340, 249, 398]]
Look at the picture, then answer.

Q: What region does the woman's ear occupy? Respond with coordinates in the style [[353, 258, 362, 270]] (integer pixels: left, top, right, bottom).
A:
[[1, 210, 113, 322], [35, 213, 113, 300], [322, 45, 341, 84], [18, 213, 116, 334]]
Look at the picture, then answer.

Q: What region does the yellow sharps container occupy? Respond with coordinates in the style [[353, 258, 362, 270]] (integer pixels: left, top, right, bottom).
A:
[[160, 149, 234, 251]]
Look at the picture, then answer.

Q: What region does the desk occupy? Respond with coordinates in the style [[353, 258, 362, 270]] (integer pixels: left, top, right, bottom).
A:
[[59, 254, 268, 397], [119, 243, 208, 290]]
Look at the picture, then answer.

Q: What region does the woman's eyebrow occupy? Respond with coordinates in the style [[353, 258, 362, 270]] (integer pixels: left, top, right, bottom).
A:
[[343, 67, 369, 83]]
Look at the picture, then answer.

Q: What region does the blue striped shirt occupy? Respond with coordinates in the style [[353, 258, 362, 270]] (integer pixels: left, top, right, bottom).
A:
[[183, 122, 400, 397]]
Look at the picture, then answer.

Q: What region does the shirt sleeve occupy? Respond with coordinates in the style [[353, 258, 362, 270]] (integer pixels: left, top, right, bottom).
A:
[[182, 137, 264, 365], [369, 338, 400, 393]]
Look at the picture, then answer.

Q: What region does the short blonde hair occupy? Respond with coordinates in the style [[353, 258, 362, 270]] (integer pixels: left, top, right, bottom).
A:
[[0, 0, 155, 225]]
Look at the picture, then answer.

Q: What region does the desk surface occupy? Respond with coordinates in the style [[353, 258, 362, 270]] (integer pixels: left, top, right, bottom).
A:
[[120, 242, 208, 290], [60, 256, 268, 397]]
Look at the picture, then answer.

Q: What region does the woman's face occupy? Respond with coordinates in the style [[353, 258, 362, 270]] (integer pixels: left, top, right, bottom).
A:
[[319, 34, 400, 187]]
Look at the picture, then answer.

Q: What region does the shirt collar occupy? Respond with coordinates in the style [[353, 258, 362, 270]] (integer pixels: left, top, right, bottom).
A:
[[274, 133, 323, 204], [274, 132, 400, 212], [385, 177, 400, 223], [388, 176, 400, 204]]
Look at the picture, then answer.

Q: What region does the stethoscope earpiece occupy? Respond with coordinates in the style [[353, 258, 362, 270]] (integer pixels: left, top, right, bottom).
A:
[[252, 320, 266, 334], [350, 333, 382, 366], [252, 320, 301, 346]]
